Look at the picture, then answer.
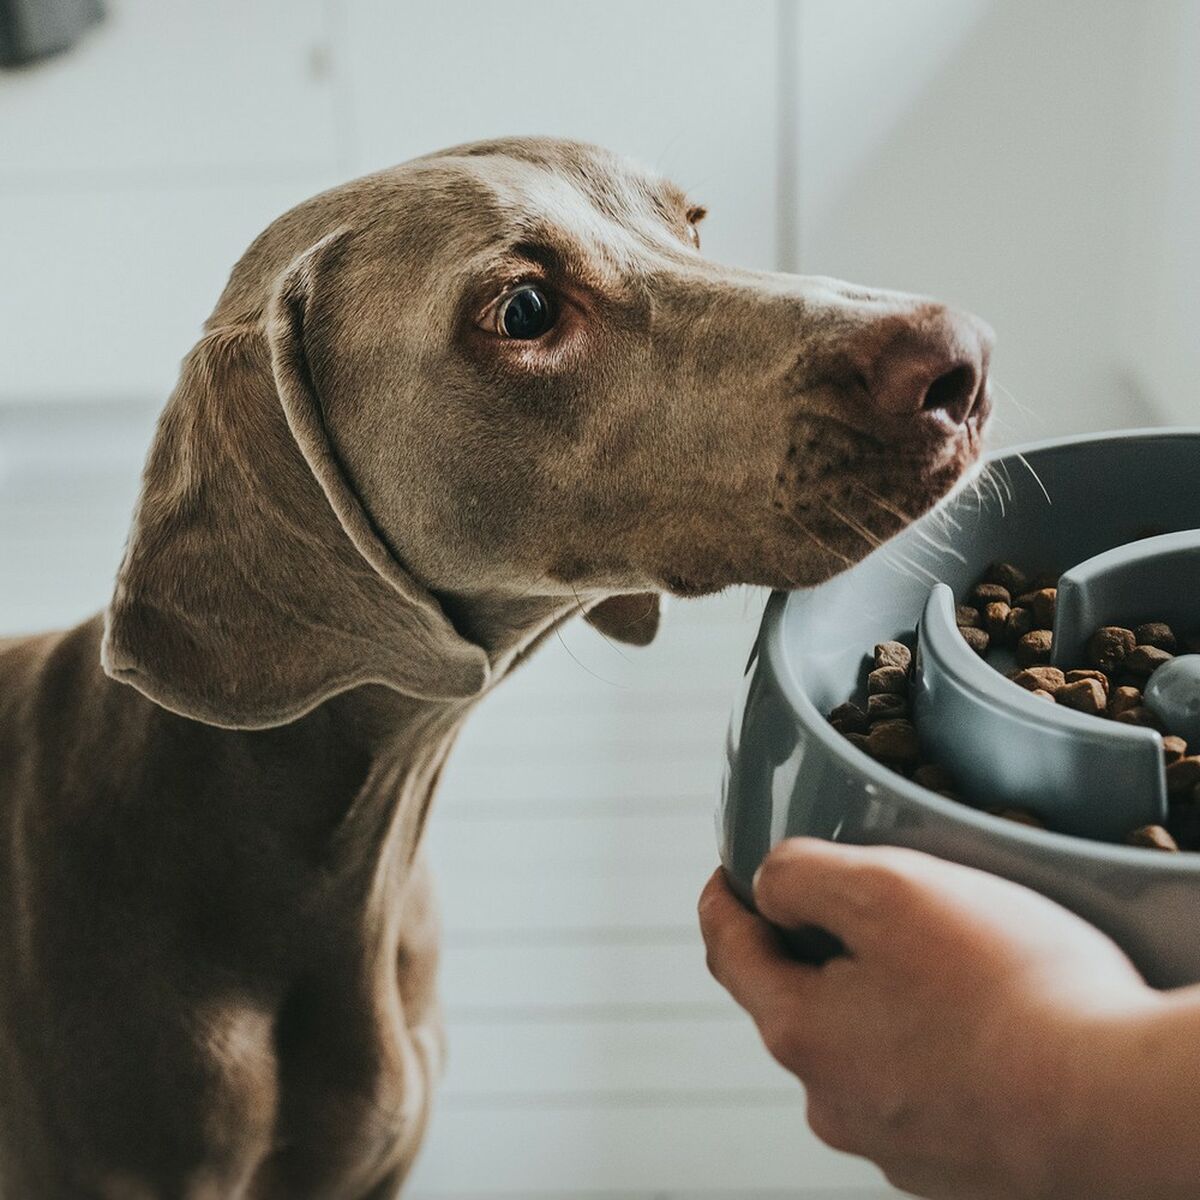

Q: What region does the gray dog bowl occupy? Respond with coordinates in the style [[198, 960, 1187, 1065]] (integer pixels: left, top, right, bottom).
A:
[[718, 428, 1200, 987]]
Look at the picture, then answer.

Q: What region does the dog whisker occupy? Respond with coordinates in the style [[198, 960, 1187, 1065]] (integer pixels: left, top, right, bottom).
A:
[[1015, 451, 1053, 506], [783, 511, 855, 567], [571, 583, 632, 663], [553, 624, 628, 688], [822, 501, 884, 550]]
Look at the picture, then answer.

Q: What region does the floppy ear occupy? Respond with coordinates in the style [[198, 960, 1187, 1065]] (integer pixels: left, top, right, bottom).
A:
[[584, 593, 663, 647], [102, 229, 490, 729]]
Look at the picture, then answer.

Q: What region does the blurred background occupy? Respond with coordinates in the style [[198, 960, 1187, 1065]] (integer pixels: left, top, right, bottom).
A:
[[0, 2, 1195, 1197]]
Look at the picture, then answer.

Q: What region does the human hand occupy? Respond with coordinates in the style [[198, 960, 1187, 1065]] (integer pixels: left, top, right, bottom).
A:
[[699, 839, 1176, 1200]]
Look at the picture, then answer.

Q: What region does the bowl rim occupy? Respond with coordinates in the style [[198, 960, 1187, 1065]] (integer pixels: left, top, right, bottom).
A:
[[766, 425, 1200, 871]]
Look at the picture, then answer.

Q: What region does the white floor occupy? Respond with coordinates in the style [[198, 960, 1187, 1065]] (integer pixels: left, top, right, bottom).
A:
[[0, 400, 899, 1196]]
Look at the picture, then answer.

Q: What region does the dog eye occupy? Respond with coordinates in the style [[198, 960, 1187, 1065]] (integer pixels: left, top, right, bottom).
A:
[[496, 285, 555, 339]]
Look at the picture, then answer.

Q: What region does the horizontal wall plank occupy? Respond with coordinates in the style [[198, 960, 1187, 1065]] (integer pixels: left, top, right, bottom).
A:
[[0, 0, 338, 179], [439, 939, 724, 1013], [407, 1101, 889, 1194], [441, 1016, 789, 1098]]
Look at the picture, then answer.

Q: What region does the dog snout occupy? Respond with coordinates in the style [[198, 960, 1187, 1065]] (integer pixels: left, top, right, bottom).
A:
[[856, 306, 993, 427]]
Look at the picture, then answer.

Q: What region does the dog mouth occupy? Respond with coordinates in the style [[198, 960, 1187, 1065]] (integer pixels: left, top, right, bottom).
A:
[[771, 405, 988, 581], [657, 408, 986, 596]]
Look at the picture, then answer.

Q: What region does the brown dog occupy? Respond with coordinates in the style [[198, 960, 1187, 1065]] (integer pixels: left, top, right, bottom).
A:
[[0, 137, 991, 1198]]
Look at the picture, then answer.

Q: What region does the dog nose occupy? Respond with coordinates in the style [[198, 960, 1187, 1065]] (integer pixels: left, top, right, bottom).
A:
[[863, 306, 992, 425]]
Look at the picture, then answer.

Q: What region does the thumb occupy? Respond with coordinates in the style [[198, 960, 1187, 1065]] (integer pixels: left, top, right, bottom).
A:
[[752, 837, 978, 959]]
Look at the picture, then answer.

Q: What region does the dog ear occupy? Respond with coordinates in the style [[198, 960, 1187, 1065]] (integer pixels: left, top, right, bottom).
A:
[[584, 593, 662, 646], [102, 229, 490, 729]]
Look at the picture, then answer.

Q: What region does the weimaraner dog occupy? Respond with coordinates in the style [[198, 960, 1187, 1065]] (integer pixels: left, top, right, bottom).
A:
[[0, 137, 992, 1198]]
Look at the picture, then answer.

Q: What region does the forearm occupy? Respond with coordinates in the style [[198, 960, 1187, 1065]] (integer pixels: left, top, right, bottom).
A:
[[1055, 988, 1200, 1200]]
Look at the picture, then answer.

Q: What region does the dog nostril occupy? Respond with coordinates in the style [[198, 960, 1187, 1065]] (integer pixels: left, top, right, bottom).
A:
[[921, 363, 978, 425]]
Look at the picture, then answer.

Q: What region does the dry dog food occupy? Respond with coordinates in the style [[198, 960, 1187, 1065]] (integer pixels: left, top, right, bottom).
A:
[[828, 561, 1200, 851]]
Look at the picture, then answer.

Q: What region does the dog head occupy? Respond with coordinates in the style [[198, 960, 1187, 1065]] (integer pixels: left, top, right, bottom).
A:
[[104, 137, 991, 728]]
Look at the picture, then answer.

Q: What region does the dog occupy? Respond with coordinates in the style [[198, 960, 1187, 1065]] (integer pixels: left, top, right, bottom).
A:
[[0, 137, 992, 1198]]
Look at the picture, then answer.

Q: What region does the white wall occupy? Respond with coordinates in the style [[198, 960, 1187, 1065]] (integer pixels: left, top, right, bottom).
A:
[[1, 2, 1195, 1197]]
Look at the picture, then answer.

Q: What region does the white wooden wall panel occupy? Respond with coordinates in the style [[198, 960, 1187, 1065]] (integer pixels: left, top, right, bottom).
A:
[[0, 180, 340, 402], [342, 0, 781, 271], [0, 0, 339, 177], [795, 0, 1166, 444], [410, 1103, 884, 1195]]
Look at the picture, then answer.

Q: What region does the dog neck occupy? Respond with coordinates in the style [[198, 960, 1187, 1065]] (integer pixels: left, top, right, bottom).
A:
[[319, 590, 582, 889]]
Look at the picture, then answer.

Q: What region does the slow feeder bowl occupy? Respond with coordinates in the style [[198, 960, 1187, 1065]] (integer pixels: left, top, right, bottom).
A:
[[718, 428, 1200, 987]]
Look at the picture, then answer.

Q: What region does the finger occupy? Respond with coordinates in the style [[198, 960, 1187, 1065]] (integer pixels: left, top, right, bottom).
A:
[[698, 868, 823, 1020], [752, 837, 956, 954]]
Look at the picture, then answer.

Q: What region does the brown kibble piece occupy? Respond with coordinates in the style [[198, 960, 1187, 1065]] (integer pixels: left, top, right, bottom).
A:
[[1030, 588, 1057, 630], [990, 807, 1045, 829], [1135, 622, 1177, 653], [955, 604, 982, 629], [913, 764, 956, 793], [874, 641, 912, 673], [844, 732, 870, 751], [971, 582, 1011, 607], [868, 666, 908, 696], [829, 701, 870, 735], [1005, 606, 1034, 644], [1107, 685, 1142, 718], [1114, 706, 1165, 730], [1127, 824, 1179, 851], [960, 626, 990, 655], [983, 601, 1011, 638], [1065, 669, 1109, 695], [985, 562, 1028, 595], [1030, 689, 1056, 702], [1056, 678, 1107, 716], [1125, 644, 1173, 677], [1087, 626, 1136, 671], [1162, 736, 1188, 764], [868, 693, 908, 721], [866, 719, 919, 764], [1167, 757, 1200, 796], [1010, 666, 1065, 694], [1015, 629, 1052, 666]]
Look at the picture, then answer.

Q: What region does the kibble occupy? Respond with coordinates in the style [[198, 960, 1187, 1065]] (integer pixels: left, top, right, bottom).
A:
[[874, 641, 912, 673], [1167, 757, 1200, 796], [1163, 736, 1189, 765], [985, 561, 1028, 595], [971, 582, 1011, 607], [960, 627, 990, 655], [1113, 706, 1165, 731], [955, 604, 983, 629], [913, 764, 957, 795], [829, 701, 869, 735], [867, 692, 908, 721], [1065, 669, 1109, 694], [1057, 677, 1107, 716], [990, 807, 1045, 829], [984, 601, 1012, 639], [866, 719, 920, 765], [1010, 666, 1066, 694], [1030, 588, 1057, 629], [1125, 644, 1174, 678], [1087, 626, 1137, 672], [1136, 622, 1177, 653], [1005, 606, 1034, 643], [868, 666, 908, 695], [827, 564, 1200, 852], [1107, 685, 1142, 718], [1127, 825, 1180, 852], [1015, 629, 1053, 666]]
